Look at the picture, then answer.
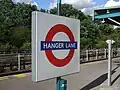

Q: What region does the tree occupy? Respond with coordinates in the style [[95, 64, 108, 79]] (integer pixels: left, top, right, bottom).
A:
[[10, 27, 31, 49], [20, 41, 31, 50], [0, 1, 119, 50], [50, 4, 88, 20], [0, 0, 37, 50]]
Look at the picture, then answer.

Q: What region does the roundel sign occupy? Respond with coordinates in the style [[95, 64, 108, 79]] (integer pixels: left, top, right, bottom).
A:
[[32, 11, 80, 82], [41, 24, 77, 67]]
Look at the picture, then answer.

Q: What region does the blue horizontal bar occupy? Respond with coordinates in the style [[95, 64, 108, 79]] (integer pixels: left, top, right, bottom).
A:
[[95, 12, 120, 19], [41, 41, 77, 50]]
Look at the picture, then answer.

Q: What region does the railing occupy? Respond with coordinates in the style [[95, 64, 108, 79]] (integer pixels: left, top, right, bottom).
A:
[[80, 48, 119, 63], [0, 48, 120, 76], [0, 53, 31, 76]]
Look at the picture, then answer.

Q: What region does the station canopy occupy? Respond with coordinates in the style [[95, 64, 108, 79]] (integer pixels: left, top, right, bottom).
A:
[[93, 6, 120, 26]]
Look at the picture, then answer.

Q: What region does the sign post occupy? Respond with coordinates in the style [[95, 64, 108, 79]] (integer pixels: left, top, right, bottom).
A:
[[106, 40, 115, 86], [56, 77, 67, 90], [57, 0, 66, 90], [57, 0, 61, 15], [32, 11, 80, 87]]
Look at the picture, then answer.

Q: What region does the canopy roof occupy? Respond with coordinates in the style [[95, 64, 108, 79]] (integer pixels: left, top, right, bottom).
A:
[[93, 6, 120, 26]]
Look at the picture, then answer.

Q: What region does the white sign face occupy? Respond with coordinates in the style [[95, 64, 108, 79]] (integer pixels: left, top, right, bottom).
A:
[[32, 11, 80, 82]]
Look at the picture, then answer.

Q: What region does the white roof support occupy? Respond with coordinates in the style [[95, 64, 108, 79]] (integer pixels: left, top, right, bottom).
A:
[[108, 18, 120, 26]]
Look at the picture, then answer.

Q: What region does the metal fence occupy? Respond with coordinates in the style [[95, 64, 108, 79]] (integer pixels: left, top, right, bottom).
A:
[[0, 53, 31, 76], [80, 48, 119, 63], [0, 48, 120, 76]]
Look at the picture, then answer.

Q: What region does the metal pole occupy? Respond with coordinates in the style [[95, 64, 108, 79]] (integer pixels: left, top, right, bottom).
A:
[[106, 40, 115, 86], [86, 50, 89, 61], [56, 77, 67, 90], [57, 77, 61, 90], [96, 49, 98, 60], [104, 49, 107, 59], [108, 40, 112, 86], [56, 0, 67, 90], [57, 0, 59, 15], [18, 53, 21, 71], [57, 0, 61, 15]]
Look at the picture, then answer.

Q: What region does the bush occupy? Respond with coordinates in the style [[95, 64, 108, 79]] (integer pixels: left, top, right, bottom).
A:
[[20, 42, 31, 50], [96, 41, 107, 49]]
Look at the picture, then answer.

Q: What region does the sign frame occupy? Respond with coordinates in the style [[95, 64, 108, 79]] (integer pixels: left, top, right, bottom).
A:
[[32, 11, 80, 82]]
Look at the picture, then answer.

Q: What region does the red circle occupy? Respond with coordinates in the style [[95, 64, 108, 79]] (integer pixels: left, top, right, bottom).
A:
[[45, 24, 75, 67]]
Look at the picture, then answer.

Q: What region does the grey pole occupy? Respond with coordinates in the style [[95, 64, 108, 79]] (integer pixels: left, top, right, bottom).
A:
[[104, 49, 107, 59], [108, 40, 112, 86], [57, 0, 59, 15], [96, 49, 98, 60], [57, 0, 61, 15], [106, 40, 115, 86], [86, 50, 89, 61], [57, 1, 68, 90]]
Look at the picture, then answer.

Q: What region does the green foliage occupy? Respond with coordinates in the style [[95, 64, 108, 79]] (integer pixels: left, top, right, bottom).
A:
[[0, 1, 120, 50], [50, 4, 119, 50], [0, 43, 17, 51], [50, 4, 88, 20], [0, 0, 37, 50], [11, 27, 31, 48], [96, 41, 107, 48], [20, 41, 31, 50]]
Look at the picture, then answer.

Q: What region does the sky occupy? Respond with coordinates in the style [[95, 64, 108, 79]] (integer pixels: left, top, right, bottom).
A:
[[13, 0, 120, 15]]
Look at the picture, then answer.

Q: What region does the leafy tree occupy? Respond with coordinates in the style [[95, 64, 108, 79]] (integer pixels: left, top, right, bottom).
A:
[[20, 41, 31, 50], [0, 1, 120, 50], [50, 4, 88, 20], [10, 27, 31, 49], [96, 40, 107, 48], [0, 0, 37, 50]]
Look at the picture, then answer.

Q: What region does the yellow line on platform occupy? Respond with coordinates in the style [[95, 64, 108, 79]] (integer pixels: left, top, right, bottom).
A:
[[14, 74, 25, 78], [0, 77, 8, 81]]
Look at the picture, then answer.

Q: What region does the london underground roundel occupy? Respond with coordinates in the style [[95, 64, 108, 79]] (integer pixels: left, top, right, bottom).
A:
[[41, 24, 77, 67]]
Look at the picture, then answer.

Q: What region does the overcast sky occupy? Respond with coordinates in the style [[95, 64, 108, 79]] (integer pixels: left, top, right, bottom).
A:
[[12, 0, 120, 15]]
